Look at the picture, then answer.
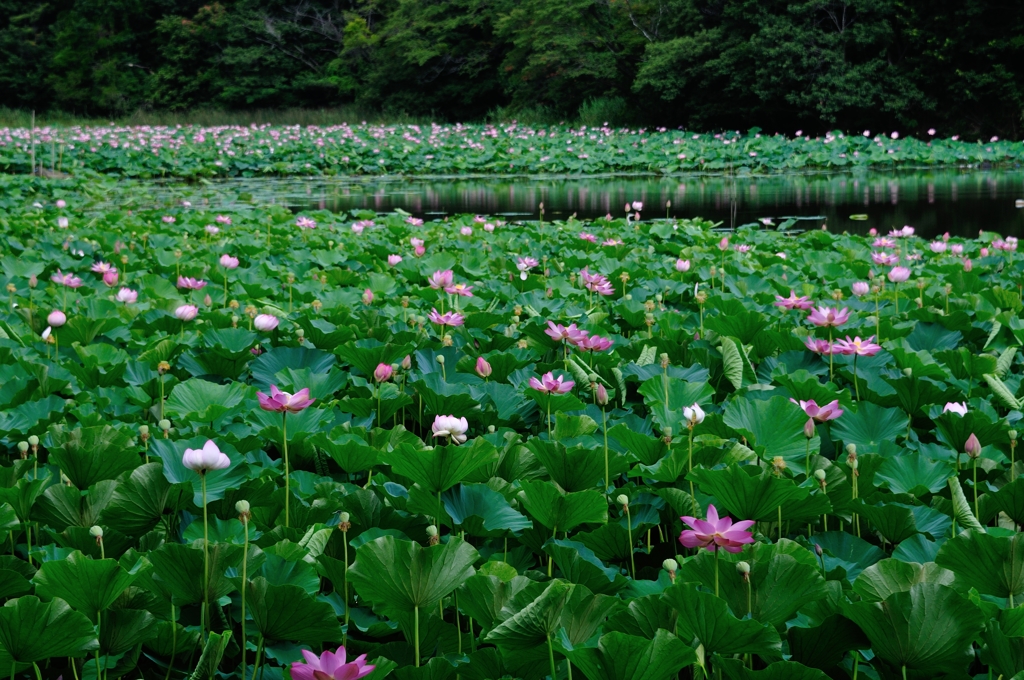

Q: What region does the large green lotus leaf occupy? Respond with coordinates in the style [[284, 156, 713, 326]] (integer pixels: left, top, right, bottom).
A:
[[46, 424, 138, 489], [0, 396, 66, 436], [250, 346, 337, 385], [348, 536, 477, 621], [0, 570, 31, 599], [456, 574, 535, 632], [524, 438, 612, 492], [988, 476, 1024, 525], [0, 504, 16, 543], [830, 402, 908, 455], [149, 436, 248, 507], [0, 475, 48, 522], [841, 583, 985, 676], [852, 501, 920, 544], [567, 630, 695, 680], [639, 377, 715, 437], [34, 479, 116, 532], [981, 620, 1024, 679], [442, 483, 532, 537], [723, 395, 819, 463], [604, 593, 677, 639], [687, 464, 809, 522], [334, 341, 412, 379], [0, 596, 99, 662], [390, 656, 458, 680], [483, 580, 573, 651], [410, 373, 481, 418], [932, 409, 1004, 456], [875, 453, 952, 496], [517, 480, 608, 532], [892, 535, 944, 564], [557, 584, 620, 649], [664, 582, 782, 657], [164, 378, 247, 423], [100, 608, 157, 656], [676, 541, 826, 627], [852, 559, 955, 602], [387, 438, 497, 494], [718, 658, 830, 680], [552, 413, 599, 441], [787, 604, 870, 672], [935, 530, 1024, 599], [146, 542, 243, 606], [575, 522, 640, 563], [809, 532, 885, 581], [99, 463, 188, 537], [608, 424, 667, 467], [544, 539, 629, 595], [245, 576, 342, 643], [33, 551, 138, 622], [312, 429, 380, 473]]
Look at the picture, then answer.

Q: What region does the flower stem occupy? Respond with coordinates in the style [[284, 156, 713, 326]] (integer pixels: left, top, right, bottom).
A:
[[714, 547, 720, 597], [342, 535, 350, 645], [414, 605, 420, 667], [602, 407, 609, 493], [201, 472, 210, 641], [547, 633, 557, 680], [241, 521, 248, 680], [853, 354, 860, 401], [282, 412, 289, 528], [625, 507, 636, 579], [974, 458, 980, 520]]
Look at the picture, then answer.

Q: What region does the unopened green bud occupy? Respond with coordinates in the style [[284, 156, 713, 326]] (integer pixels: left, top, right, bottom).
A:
[[736, 561, 751, 574], [27, 435, 39, 447], [89, 525, 103, 538]]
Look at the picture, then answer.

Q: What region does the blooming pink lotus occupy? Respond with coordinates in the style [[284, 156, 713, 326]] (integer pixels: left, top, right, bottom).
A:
[[116, 288, 138, 304], [545, 321, 587, 344], [579, 232, 597, 243], [445, 282, 474, 297], [774, 290, 814, 311], [102, 270, 118, 287], [290, 646, 375, 680], [578, 335, 613, 352], [215, 215, 231, 225], [182, 440, 231, 473], [220, 254, 239, 269], [406, 217, 424, 226], [254, 314, 279, 332], [51, 271, 83, 288], [174, 305, 199, 321], [675, 259, 691, 272], [851, 282, 870, 297], [679, 504, 754, 553], [943, 402, 968, 417], [832, 336, 882, 356], [387, 255, 403, 267], [807, 306, 849, 327], [871, 252, 900, 266], [295, 216, 316, 229], [427, 270, 454, 290], [804, 337, 833, 355], [91, 261, 115, 274], [516, 257, 539, 271], [427, 309, 465, 327], [177, 276, 208, 290], [256, 385, 315, 413], [362, 289, 374, 305], [528, 372, 574, 394], [792, 399, 843, 422], [432, 415, 469, 444], [888, 266, 911, 283], [872, 238, 897, 249]]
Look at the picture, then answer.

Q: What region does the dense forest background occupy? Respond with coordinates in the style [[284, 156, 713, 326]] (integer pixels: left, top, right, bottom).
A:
[[1, 0, 1022, 136]]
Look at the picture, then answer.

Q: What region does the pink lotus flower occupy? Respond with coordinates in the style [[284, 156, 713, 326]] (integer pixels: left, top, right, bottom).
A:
[[965, 433, 982, 457], [414, 245, 426, 257], [220, 255, 239, 269], [579, 232, 597, 243], [675, 259, 691, 272], [205, 225, 220, 236], [51, 271, 83, 288], [290, 646, 375, 680], [431, 415, 469, 444], [162, 215, 175, 224], [91, 261, 115, 274], [427, 309, 465, 327], [427, 270, 454, 290], [807, 306, 849, 327], [174, 305, 198, 321], [351, 223, 365, 235], [215, 215, 231, 225], [254, 314, 279, 332], [951, 244, 964, 255], [888, 266, 911, 283], [102, 270, 118, 287], [792, 399, 843, 422], [516, 257, 539, 271], [295, 216, 317, 229], [963, 258, 973, 272], [410, 237, 424, 248], [475, 356, 492, 378], [528, 372, 574, 394], [631, 201, 643, 211], [929, 241, 947, 253], [56, 199, 66, 209], [182, 440, 231, 473], [602, 238, 623, 246], [735, 244, 752, 253], [47, 310, 66, 327], [718, 237, 729, 251], [257, 385, 315, 413], [545, 321, 587, 344], [872, 252, 899, 266], [679, 504, 754, 553], [578, 335, 613, 352], [116, 288, 138, 304], [872, 238, 897, 249], [445, 283, 474, 297], [774, 290, 814, 311], [943, 402, 968, 417], [362, 289, 374, 305], [406, 217, 424, 226], [373, 363, 393, 382], [831, 336, 881, 357], [387, 255, 403, 267], [460, 227, 473, 236], [177, 276, 208, 290], [852, 282, 870, 297]]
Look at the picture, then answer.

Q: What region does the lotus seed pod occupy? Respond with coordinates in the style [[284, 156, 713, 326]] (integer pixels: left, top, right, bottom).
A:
[[814, 469, 827, 481], [487, 425, 495, 433], [158, 419, 171, 431], [616, 494, 629, 506], [902, 367, 913, 377], [436, 355, 445, 365], [736, 561, 751, 574], [845, 443, 857, 455], [235, 500, 250, 514], [17, 441, 28, 453], [426, 525, 438, 537], [27, 435, 39, 447], [89, 525, 103, 538], [662, 558, 679, 573], [339, 512, 350, 523], [1010, 430, 1018, 441], [139, 424, 149, 435], [663, 426, 673, 438]]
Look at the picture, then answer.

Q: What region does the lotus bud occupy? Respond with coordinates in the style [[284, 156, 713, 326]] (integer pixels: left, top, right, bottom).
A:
[[663, 558, 678, 582], [475, 356, 492, 378], [965, 433, 982, 458], [663, 426, 673, 438], [596, 384, 609, 406], [401, 355, 412, 370], [27, 435, 39, 447], [17, 441, 28, 458], [804, 418, 815, 439], [902, 367, 913, 378], [29, 275, 37, 288], [815, 544, 823, 557], [231, 315, 239, 328]]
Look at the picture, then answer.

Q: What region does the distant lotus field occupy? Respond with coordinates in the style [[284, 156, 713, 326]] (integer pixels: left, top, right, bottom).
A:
[[2, 177, 1024, 680], [1, 124, 1023, 177]]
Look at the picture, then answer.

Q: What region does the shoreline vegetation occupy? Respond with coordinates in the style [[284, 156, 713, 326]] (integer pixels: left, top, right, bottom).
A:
[[1, 120, 1023, 179]]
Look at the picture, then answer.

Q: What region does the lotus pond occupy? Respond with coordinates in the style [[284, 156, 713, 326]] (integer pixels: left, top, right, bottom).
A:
[[2, 177, 1024, 680]]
